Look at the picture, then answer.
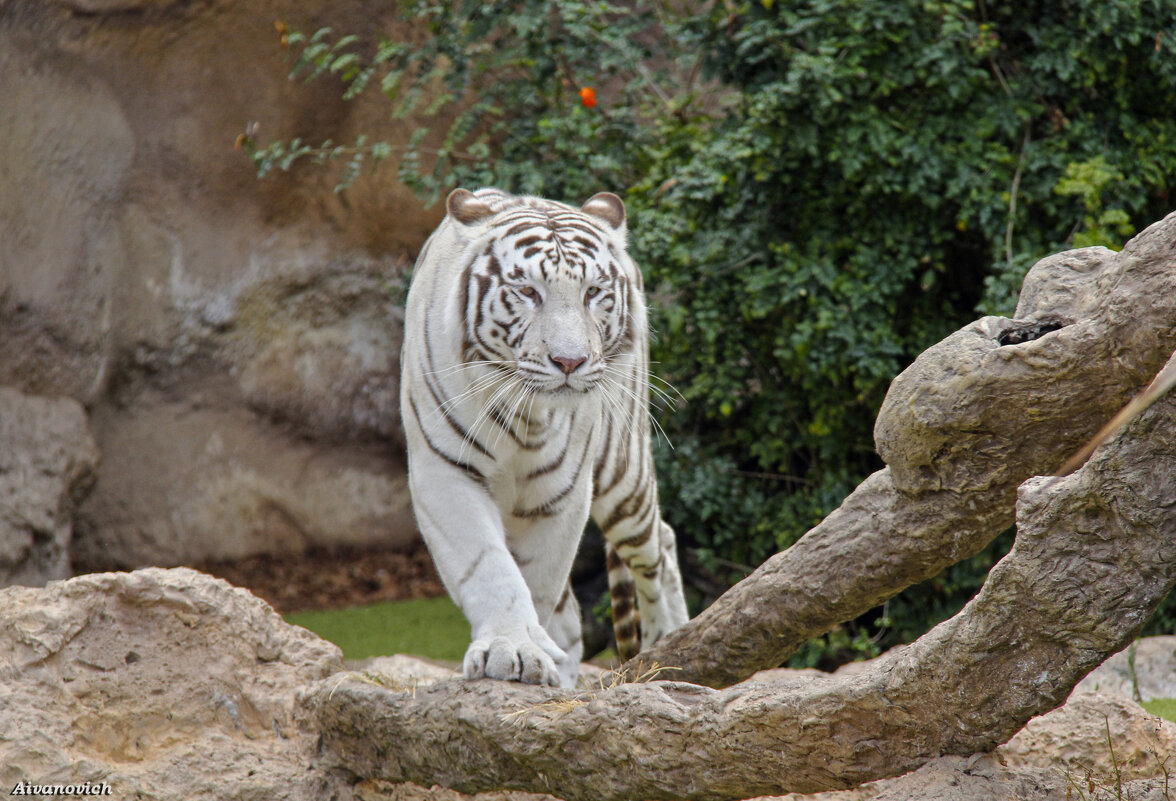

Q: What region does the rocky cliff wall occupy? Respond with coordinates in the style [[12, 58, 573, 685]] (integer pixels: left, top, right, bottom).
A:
[[0, 0, 441, 573]]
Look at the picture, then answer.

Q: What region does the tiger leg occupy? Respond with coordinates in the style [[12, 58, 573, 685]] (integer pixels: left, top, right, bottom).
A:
[[405, 448, 566, 686], [506, 499, 593, 688], [618, 517, 689, 649], [593, 498, 689, 654], [605, 542, 641, 661], [542, 582, 584, 688]]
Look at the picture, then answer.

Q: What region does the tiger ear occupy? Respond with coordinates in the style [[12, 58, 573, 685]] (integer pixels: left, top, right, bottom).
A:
[[581, 192, 626, 231], [447, 188, 495, 225]]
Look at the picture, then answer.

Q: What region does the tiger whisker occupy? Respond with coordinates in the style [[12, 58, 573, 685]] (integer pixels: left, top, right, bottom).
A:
[[493, 379, 535, 453], [479, 371, 528, 447], [597, 368, 642, 437], [648, 411, 674, 450], [451, 366, 517, 465], [599, 375, 643, 449], [458, 372, 521, 466], [600, 371, 673, 450], [642, 362, 686, 398], [645, 378, 683, 411], [485, 379, 525, 454], [424, 359, 502, 379], [648, 371, 684, 398], [600, 363, 681, 412], [524, 383, 539, 434], [431, 368, 511, 424], [437, 368, 508, 412]]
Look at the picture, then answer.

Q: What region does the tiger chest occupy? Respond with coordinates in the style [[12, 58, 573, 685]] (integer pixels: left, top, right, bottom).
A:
[[487, 407, 600, 527]]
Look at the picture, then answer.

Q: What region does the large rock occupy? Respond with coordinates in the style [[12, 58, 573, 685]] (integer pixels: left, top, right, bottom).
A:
[[0, 387, 99, 587], [0, 567, 345, 798], [0, 0, 444, 566], [761, 754, 1173, 801], [759, 693, 1176, 801], [329, 642, 1176, 801], [998, 692, 1176, 784]]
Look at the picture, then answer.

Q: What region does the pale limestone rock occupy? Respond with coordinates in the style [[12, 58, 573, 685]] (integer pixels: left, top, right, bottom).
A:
[[357, 655, 460, 687], [997, 692, 1176, 783], [0, 568, 563, 801], [751, 643, 1176, 801], [0, 568, 345, 799], [76, 397, 415, 568]]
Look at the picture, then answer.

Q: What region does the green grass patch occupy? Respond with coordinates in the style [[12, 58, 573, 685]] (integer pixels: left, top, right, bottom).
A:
[[1142, 697, 1176, 723], [286, 596, 469, 662]]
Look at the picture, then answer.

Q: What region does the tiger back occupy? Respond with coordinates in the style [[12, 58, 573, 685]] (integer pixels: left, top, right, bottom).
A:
[[400, 187, 689, 688]]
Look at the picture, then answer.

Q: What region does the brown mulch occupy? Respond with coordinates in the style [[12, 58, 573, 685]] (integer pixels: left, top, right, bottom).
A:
[[196, 542, 446, 614]]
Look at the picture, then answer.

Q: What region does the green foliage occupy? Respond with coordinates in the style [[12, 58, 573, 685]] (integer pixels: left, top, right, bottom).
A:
[[640, 0, 1176, 659], [788, 613, 891, 671], [250, 0, 1176, 665], [1054, 156, 1137, 248], [246, 1, 710, 203]]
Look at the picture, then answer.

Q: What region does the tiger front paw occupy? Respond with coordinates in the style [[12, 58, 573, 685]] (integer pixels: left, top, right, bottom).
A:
[[463, 628, 564, 687]]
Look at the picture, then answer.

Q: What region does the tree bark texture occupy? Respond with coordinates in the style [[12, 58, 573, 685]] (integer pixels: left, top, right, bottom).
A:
[[309, 351, 1176, 800], [626, 216, 1176, 687]]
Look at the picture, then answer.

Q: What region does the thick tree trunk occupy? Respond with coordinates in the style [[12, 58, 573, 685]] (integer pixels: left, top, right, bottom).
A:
[[308, 353, 1176, 799], [626, 218, 1176, 687]]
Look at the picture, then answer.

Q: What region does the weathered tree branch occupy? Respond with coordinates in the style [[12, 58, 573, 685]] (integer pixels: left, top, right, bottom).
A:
[[625, 217, 1176, 687], [309, 347, 1176, 799]]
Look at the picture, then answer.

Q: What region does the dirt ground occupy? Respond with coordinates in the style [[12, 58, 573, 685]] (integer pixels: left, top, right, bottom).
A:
[[196, 543, 446, 614]]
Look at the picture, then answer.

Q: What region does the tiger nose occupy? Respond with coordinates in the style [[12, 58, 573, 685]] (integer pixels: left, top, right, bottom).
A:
[[551, 355, 586, 374]]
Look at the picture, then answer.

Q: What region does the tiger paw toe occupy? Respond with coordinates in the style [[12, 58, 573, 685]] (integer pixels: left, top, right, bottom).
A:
[[463, 636, 561, 687]]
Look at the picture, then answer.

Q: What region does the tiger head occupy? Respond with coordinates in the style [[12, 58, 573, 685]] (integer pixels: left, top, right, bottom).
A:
[[448, 188, 637, 400]]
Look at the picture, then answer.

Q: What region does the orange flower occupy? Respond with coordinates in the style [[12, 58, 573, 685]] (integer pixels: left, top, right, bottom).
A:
[[579, 87, 597, 108]]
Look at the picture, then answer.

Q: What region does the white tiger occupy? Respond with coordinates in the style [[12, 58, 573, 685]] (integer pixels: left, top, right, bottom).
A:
[[400, 187, 690, 688]]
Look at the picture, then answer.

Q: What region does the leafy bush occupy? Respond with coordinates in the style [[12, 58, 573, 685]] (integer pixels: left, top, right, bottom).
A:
[[246, 0, 1176, 663]]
